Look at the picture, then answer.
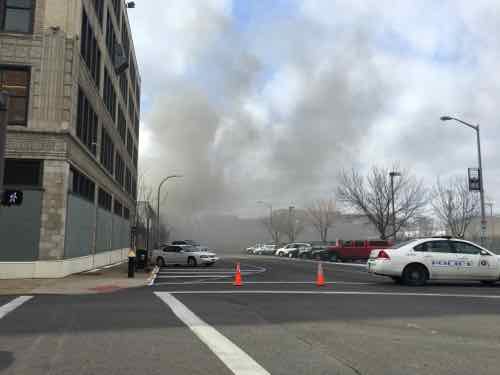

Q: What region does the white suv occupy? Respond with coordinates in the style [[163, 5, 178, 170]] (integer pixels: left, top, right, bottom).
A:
[[368, 237, 500, 286], [275, 243, 311, 258]]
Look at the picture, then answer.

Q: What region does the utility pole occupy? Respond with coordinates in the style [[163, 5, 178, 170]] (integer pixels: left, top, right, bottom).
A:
[[441, 116, 487, 246], [156, 175, 182, 247], [257, 200, 274, 243], [389, 171, 401, 241], [0, 91, 9, 193], [288, 206, 295, 242]]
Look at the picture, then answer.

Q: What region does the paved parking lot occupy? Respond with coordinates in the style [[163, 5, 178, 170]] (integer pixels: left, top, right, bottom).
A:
[[2, 256, 500, 374]]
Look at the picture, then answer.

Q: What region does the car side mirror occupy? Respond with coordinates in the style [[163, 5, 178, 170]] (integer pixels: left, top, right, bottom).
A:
[[480, 250, 491, 256]]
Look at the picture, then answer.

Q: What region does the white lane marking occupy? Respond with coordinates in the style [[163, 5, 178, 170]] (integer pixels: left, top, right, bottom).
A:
[[155, 292, 270, 375], [0, 296, 33, 319], [153, 281, 373, 286], [156, 275, 240, 278], [85, 268, 101, 273], [165, 290, 500, 299], [102, 261, 126, 269], [158, 267, 266, 272]]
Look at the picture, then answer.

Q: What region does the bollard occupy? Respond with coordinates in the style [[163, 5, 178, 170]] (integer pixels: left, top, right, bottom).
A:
[[128, 248, 136, 278]]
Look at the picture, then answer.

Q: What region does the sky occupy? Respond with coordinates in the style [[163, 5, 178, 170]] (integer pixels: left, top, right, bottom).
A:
[[127, 0, 500, 234]]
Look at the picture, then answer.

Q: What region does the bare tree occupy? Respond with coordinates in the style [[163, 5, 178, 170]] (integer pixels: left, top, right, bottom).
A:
[[306, 198, 337, 242], [261, 213, 283, 244], [432, 177, 480, 238], [337, 166, 428, 240], [285, 208, 306, 242], [260, 208, 306, 243]]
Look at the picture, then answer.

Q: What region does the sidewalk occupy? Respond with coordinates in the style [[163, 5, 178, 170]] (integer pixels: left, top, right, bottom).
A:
[[0, 262, 155, 295]]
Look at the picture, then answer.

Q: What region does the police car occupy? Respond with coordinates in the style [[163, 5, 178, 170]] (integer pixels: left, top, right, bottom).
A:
[[367, 237, 500, 286]]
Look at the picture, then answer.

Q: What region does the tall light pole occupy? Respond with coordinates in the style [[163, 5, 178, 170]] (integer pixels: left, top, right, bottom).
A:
[[288, 205, 295, 242], [389, 171, 401, 241], [441, 116, 486, 245], [257, 200, 273, 243], [156, 175, 182, 247]]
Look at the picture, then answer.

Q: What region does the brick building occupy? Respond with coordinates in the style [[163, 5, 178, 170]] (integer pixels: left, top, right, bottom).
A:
[[0, 0, 140, 278]]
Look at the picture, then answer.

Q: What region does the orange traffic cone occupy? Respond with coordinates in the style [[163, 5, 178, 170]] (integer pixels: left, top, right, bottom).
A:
[[316, 262, 325, 287], [234, 262, 243, 287]]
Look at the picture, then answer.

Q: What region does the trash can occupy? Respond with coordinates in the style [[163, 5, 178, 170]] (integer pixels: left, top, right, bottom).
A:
[[135, 249, 148, 270]]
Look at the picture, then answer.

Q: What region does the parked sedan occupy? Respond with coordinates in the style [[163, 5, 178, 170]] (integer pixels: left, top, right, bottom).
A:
[[368, 237, 500, 286], [254, 244, 277, 255], [152, 245, 218, 267]]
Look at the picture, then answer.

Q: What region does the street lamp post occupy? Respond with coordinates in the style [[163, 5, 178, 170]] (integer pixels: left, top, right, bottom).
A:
[[441, 116, 487, 245], [257, 200, 273, 243], [389, 171, 401, 241], [156, 175, 182, 247]]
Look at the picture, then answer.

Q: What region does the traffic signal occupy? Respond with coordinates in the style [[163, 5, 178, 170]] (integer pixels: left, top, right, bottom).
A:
[[1, 190, 23, 206]]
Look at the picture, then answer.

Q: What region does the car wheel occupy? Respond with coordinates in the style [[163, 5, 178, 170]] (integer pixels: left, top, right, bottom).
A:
[[328, 253, 338, 262], [402, 264, 428, 286], [156, 257, 165, 267], [188, 257, 197, 267], [480, 280, 496, 286]]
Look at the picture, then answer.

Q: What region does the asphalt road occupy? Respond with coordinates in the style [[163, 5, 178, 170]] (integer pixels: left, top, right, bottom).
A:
[[2, 255, 500, 374]]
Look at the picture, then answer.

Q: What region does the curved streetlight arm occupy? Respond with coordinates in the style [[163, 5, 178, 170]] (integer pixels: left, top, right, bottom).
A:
[[440, 116, 478, 130], [156, 175, 182, 247]]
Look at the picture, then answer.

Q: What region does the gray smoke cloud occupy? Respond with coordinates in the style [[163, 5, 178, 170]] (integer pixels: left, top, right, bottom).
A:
[[130, 1, 500, 245]]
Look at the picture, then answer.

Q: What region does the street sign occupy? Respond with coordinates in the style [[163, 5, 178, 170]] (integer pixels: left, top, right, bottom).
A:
[[1, 190, 23, 206], [468, 168, 481, 191]]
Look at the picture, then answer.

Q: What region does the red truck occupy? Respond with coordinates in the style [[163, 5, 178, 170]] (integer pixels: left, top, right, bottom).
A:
[[324, 239, 393, 262]]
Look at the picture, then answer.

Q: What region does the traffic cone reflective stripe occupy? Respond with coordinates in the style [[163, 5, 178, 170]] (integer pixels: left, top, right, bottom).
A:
[[234, 262, 243, 286], [316, 262, 325, 287]]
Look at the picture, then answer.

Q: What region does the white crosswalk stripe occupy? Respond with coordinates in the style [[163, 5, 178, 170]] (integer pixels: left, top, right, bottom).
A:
[[0, 296, 33, 320], [152, 265, 266, 285]]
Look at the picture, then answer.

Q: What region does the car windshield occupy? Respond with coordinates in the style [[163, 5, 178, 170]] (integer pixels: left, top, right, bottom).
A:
[[181, 246, 198, 252]]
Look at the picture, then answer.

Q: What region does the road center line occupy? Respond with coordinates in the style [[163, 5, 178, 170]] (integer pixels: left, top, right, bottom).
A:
[[164, 290, 500, 299], [155, 292, 270, 375], [0, 296, 33, 319]]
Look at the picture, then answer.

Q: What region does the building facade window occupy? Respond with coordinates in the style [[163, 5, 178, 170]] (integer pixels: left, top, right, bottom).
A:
[[111, 0, 120, 25], [100, 127, 114, 175], [131, 177, 136, 199], [121, 17, 130, 60], [128, 88, 134, 121], [80, 9, 101, 87], [119, 72, 128, 105], [98, 187, 112, 211], [134, 112, 139, 137], [76, 88, 98, 155], [133, 145, 137, 168], [105, 12, 117, 65], [3, 159, 42, 187], [117, 106, 126, 143], [125, 167, 131, 194], [129, 60, 136, 94], [91, 0, 103, 27], [103, 68, 116, 122], [0, 0, 35, 33], [126, 129, 133, 156], [114, 199, 122, 216], [115, 151, 124, 187], [0, 66, 30, 126], [70, 168, 95, 202], [123, 206, 130, 219]]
